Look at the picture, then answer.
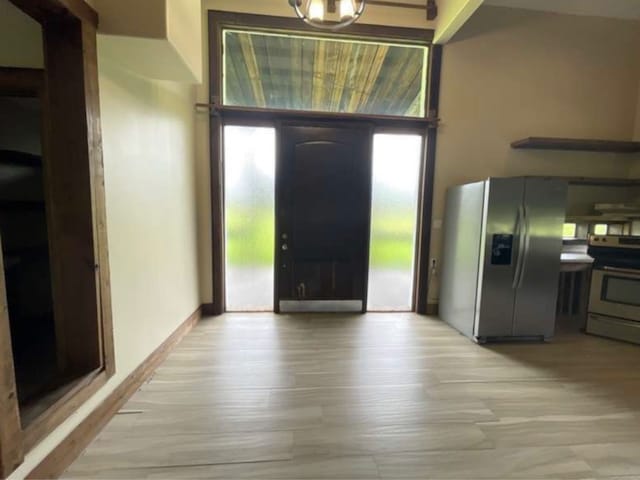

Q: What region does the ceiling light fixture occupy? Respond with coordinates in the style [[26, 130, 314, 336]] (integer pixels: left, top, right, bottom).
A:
[[289, 0, 366, 30]]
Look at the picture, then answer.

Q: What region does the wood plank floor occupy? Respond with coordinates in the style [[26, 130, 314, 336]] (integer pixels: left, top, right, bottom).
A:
[[65, 313, 640, 479]]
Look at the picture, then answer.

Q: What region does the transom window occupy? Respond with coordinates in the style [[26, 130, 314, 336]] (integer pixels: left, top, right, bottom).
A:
[[222, 29, 430, 118]]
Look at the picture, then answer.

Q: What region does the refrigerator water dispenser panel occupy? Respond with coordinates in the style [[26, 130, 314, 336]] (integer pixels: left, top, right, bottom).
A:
[[491, 234, 513, 265]]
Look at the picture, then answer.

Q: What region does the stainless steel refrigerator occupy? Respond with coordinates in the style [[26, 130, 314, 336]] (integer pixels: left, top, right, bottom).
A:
[[440, 177, 567, 343]]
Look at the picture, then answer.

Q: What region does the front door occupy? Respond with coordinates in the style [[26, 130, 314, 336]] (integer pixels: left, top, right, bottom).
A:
[[275, 123, 372, 313]]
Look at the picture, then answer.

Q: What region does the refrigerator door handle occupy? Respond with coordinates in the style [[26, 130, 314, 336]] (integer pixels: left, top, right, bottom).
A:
[[517, 205, 531, 289], [512, 205, 526, 289]]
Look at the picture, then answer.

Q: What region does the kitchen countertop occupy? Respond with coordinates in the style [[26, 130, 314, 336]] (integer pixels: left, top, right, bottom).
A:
[[560, 244, 593, 270], [561, 252, 594, 264]]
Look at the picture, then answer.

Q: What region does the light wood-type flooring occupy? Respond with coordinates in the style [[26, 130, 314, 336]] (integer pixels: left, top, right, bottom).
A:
[[65, 313, 640, 479]]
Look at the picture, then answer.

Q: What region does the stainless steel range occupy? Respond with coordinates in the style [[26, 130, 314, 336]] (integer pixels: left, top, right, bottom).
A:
[[587, 235, 640, 344]]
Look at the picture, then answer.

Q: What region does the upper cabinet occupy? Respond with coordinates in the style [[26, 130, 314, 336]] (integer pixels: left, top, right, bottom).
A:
[[93, 0, 202, 83]]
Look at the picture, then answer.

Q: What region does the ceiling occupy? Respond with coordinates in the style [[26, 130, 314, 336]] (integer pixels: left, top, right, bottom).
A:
[[484, 0, 640, 20]]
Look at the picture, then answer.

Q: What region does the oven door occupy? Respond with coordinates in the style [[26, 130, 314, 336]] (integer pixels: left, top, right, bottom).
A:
[[589, 267, 640, 322]]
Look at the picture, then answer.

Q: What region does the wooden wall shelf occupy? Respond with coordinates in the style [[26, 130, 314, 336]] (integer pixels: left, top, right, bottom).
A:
[[511, 137, 640, 153], [566, 215, 637, 223]]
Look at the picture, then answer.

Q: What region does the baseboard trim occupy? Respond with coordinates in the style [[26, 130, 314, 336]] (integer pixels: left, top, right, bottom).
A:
[[426, 303, 439, 316], [201, 302, 221, 316], [27, 306, 202, 479], [201, 302, 215, 316]]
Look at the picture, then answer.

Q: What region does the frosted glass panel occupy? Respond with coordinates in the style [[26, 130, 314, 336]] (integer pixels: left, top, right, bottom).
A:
[[224, 126, 276, 311], [368, 134, 422, 311]]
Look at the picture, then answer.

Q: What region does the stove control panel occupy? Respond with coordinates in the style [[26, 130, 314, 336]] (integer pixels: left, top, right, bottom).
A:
[[589, 235, 640, 250]]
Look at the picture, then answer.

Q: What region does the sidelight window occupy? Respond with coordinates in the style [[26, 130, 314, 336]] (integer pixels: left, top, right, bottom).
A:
[[224, 126, 276, 311], [368, 133, 423, 311]]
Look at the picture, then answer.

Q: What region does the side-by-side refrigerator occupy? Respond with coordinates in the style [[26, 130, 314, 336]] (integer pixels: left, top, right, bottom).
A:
[[440, 177, 567, 343]]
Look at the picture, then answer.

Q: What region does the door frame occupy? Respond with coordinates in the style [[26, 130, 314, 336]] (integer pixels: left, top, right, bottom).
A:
[[207, 10, 442, 315]]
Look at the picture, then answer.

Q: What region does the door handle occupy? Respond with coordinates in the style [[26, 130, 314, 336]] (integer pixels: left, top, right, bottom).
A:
[[517, 205, 531, 289], [512, 205, 526, 289], [602, 266, 639, 276]]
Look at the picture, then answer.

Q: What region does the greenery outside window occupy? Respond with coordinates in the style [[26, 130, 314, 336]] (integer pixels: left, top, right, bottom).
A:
[[563, 223, 577, 239], [593, 224, 609, 236]]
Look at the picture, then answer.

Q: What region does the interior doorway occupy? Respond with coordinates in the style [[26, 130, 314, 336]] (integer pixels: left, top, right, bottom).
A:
[[0, 94, 59, 423], [1, 40, 114, 477]]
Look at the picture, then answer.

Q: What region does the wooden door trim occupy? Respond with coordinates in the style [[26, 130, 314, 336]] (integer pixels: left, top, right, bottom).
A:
[[211, 105, 437, 130], [0, 235, 23, 478], [209, 11, 440, 314], [209, 10, 434, 46], [1, 1, 114, 476], [415, 44, 442, 314], [209, 116, 225, 315]]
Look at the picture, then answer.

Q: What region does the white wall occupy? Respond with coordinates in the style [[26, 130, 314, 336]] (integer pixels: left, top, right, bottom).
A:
[[3, 3, 201, 475], [428, 6, 640, 305]]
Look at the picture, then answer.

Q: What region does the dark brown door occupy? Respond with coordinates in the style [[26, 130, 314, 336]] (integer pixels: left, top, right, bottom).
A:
[[275, 123, 372, 313]]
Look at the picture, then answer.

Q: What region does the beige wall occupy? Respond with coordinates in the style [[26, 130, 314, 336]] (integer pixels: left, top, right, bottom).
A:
[[3, 9, 201, 476], [93, 0, 202, 82], [94, 59, 200, 369], [202, 0, 435, 29], [167, 0, 204, 81], [429, 6, 640, 303], [95, 0, 166, 38], [567, 185, 640, 217], [434, 0, 483, 43], [0, 0, 43, 68]]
